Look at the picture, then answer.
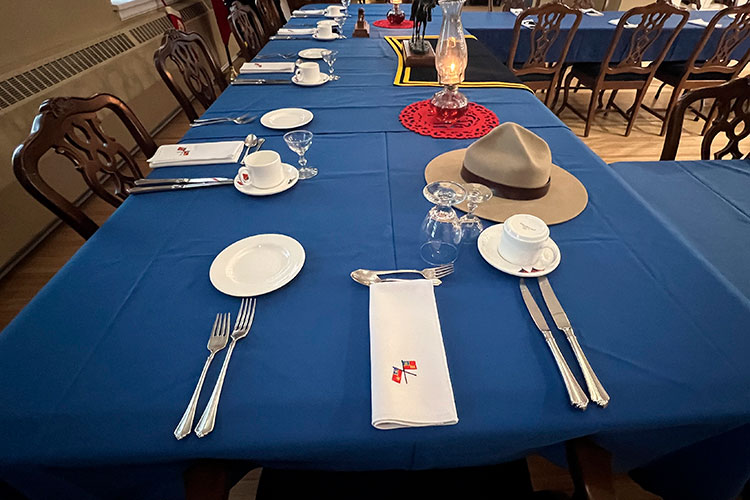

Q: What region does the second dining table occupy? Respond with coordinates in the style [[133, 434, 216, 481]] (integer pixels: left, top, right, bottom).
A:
[[1, 6, 749, 500]]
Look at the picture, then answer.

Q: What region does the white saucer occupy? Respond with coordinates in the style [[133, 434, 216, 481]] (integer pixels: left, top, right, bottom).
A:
[[210, 234, 305, 297], [477, 224, 561, 278], [298, 48, 327, 59], [234, 163, 299, 196], [324, 9, 345, 18], [260, 108, 314, 129], [292, 73, 330, 86], [313, 32, 340, 41]]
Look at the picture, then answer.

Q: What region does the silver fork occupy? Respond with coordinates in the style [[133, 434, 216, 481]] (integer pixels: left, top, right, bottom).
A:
[[374, 264, 454, 280], [195, 298, 257, 437], [174, 313, 230, 440], [191, 113, 258, 126]]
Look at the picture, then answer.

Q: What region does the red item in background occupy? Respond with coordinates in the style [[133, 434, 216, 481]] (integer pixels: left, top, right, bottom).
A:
[[164, 6, 186, 30], [373, 19, 415, 29], [209, 0, 232, 45], [399, 100, 499, 139]]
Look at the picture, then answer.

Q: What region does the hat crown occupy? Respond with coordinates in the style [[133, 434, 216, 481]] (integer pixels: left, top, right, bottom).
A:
[[463, 123, 552, 189]]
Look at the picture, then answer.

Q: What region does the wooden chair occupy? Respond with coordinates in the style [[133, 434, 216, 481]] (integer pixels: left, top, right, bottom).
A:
[[565, 0, 596, 9], [558, 1, 689, 137], [229, 6, 264, 61], [507, 2, 583, 107], [12, 94, 155, 240], [154, 30, 227, 123], [256, 0, 283, 34], [661, 77, 750, 160], [495, 0, 538, 12], [645, 4, 750, 135]]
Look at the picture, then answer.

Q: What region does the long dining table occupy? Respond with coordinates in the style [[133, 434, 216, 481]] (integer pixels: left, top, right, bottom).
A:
[[1, 5, 749, 500]]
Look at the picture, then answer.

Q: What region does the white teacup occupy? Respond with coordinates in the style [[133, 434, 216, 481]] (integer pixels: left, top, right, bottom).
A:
[[239, 150, 284, 189], [295, 61, 322, 82], [316, 23, 334, 38], [326, 5, 344, 16], [498, 214, 556, 268]]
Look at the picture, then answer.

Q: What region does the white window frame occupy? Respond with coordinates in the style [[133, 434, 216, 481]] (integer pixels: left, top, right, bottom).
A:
[[111, 0, 179, 21]]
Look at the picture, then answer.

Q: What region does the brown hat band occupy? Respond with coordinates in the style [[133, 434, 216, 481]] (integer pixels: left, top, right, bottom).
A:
[[460, 165, 551, 201]]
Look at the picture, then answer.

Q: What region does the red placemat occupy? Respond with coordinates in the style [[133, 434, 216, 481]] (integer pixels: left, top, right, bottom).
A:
[[373, 19, 414, 29], [399, 100, 499, 139]]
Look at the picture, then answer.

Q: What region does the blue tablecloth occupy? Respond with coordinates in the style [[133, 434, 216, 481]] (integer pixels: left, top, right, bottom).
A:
[[1, 11, 749, 500], [611, 159, 750, 300]]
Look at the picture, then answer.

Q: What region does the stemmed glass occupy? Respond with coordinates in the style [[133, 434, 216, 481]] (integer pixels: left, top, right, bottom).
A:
[[322, 50, 339, 80], [420, 181, 467, 265], [459, 183, 492, 243], [334, 16, 346, 37], [340, 0, 351, 16], [283, 130, 317, 179]]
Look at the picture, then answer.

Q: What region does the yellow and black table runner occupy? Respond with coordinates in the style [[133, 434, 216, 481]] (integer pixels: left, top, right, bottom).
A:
[[385, 35, 531, 91]]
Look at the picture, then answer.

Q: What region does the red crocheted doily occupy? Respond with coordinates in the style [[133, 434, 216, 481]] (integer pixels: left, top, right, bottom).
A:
[[373, 19, 414, 29], [399, 100, 499, 139]]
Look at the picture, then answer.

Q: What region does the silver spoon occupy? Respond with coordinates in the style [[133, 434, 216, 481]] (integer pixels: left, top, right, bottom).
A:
[[241, 134, 258, 161], [254, 137, 266, 153], [350, 269, 442, 287]]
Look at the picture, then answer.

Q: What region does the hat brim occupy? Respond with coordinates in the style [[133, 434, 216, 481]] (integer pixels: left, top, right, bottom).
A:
[[424, 149, 588, 225]]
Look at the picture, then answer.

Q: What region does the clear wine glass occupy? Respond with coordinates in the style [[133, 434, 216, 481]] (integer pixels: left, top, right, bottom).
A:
[[334, 16, 346, 37], [420, 181, 467, 265], [459, 183, 493, 243], [322, 50, 339, 80], [283, 130, 317, 179], [340, 0, 351, 16]]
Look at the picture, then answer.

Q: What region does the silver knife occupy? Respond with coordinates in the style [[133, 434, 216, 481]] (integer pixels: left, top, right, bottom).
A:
[[538, 276, 610, 407], [134, 177, 232, 186], [519, 279, 589, 410], [127, 180, 234, 194], [269, 36, 314, 40], [231, 79, 292, 85]]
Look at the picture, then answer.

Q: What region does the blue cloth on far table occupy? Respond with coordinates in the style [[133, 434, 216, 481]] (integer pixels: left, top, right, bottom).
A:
[[611, 159, 750, 300]]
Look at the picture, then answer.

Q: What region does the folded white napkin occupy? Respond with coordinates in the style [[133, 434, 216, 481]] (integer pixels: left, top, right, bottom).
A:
[[608, 18, 638, 28], [240, 62, 296, 74], [688, 18, 720, 27], [293, 9, 325, 16], [277, 28, 315, 35], [521, 19, 536, 29], [148, 141, 244, 168], [369, 280, 458, 430], [582, 8, 603, 16], [510, 8, 523, 16]]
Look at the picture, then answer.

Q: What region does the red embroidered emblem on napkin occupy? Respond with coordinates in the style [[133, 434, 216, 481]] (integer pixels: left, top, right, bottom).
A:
[[177, 146, 190, 156], [392, 360, 417, 384]]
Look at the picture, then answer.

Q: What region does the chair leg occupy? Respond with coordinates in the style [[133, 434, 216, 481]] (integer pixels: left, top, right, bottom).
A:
[[603, 89, 618, 116], [584, 86, 599, 137], [597, 90, 606, 109], [660, 86, 682, 136], [557, 71, 576, 116], [625, 87, 648, 137], [653, 81, 667, 101]]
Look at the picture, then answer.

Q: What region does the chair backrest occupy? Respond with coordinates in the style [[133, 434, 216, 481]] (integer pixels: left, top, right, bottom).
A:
[[12, 94, 155, 239], [661, 77, 750, 160], [500, 0, 537, 12], [154, 30, 227, 122], [229, 6, 263, 60], [600, 1, 689, 78], [256, 0, 283, 33], [508, 2, 583, 78], [681, 5, 750, 82]]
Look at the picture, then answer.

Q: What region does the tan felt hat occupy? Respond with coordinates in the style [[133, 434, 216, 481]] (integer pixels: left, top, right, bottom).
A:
[[424, 123, 588, 225]]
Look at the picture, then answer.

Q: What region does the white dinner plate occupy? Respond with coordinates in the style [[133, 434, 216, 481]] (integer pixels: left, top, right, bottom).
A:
[[234, 163, 299, 196], [210, 234, 305, 297], [292, 73, 330, 86], [477, 224, 561, 278], [313, 32, 341, 41], [298, 48, 327, 59], [260, 108, 314, 129]]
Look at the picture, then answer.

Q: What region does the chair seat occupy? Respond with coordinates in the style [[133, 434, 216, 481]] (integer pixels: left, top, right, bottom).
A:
[[655, 61, 734, 86], [571, 62, 649, 83], [517, 72, 555, 82]]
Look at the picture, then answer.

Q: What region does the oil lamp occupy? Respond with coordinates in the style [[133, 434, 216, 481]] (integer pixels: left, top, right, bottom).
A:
[[431, 0, 468, 123], [387, 0, 406, 25]]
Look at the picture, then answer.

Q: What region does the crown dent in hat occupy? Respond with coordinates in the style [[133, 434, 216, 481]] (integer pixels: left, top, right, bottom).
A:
[[463, 123, 552, 190]]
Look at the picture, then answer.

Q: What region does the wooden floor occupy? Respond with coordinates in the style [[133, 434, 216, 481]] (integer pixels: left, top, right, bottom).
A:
[[0, 78, 725, 499]]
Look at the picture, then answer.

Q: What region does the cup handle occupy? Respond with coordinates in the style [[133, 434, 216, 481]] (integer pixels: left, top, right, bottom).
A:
[[294, 68, 302, 81], [237, 166, 253, 187], [532, 243, 556, 269]]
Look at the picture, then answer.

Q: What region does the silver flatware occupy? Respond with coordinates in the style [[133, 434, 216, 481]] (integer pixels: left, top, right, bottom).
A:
[[127, 180, 234, 194], [230, 79, 293, 85], [269, 35, 314, 40], [174, 313, 230, 440], [519, 279, 589, 410], [254, 137, 266, 153], [134, 177, 232, 187], [253, 53, 298, 60], [375, 264, 453, 280], [538, 276, 609, 408], [350, 269, 442, 287], [191, 112, 257, 126], [195, 298, 257, 438]]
